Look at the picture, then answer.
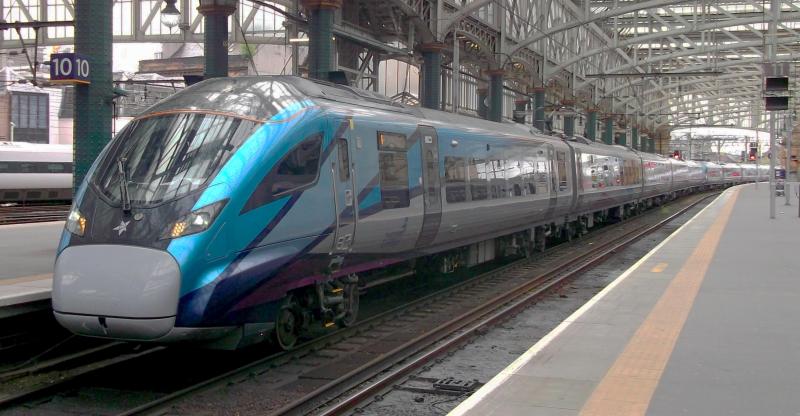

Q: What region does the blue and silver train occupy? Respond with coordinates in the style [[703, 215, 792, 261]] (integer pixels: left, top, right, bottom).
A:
[[52, 76, 763, 349]]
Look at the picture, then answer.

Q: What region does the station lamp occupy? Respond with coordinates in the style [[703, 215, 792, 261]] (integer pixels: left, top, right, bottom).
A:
[[161, 0, 181, 29]]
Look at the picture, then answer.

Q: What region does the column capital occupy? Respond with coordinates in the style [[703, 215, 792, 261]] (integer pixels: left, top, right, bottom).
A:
[[486, 68, 505, 76], [420, 42, 447, 53], [197, 0, 237, 16], [560, 99, 575, 107], [514, 98, 529, 105], [476, 87, 488, 94], [529, 86, 546, 93], [300, 0, 343, 10]]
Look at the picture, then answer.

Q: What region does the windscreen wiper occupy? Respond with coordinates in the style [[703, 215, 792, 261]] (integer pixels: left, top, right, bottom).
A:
[[117, 157, 132, 213]]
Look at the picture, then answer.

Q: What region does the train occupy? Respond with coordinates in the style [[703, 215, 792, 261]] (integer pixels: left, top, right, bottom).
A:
[[52, 76, 767, 350], [0, 141, 72, 203]]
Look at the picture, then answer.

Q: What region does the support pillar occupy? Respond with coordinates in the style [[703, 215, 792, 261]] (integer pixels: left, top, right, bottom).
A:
[[198, 0, 237, 79], [562, 99, 575, 137], [647, 137, 655, 153], [73, 0, 113, 192], [585, 108, 597, 141], [631, 126, 639, 150], [302, 0, 341, 81], [513, 98, 527, 124], [533, 87, 546, 132], [602, 116, 614, 145], [477, 88, 488, 119], [420, 43, 445, 110], [488, 69, 504, 122]]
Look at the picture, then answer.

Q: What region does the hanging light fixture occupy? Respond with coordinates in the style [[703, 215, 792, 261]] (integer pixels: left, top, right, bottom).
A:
[[161, 0, 181, 29]]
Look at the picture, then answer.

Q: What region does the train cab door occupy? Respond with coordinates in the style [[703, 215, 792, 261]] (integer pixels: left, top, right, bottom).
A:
[[415, 125, 442, 247], [331, 137, 356, 254]]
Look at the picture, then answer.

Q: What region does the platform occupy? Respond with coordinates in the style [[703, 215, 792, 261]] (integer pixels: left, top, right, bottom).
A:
[[0, 221, 63, 316], [450, 183, 800, 416]]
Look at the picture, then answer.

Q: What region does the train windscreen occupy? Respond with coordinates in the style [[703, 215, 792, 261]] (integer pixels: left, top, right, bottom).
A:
[[93, 113, 258, 207]]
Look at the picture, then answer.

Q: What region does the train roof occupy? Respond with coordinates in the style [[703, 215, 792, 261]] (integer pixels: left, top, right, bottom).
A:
[[0, 141, 72, 153], [139, 76, 668, 159]]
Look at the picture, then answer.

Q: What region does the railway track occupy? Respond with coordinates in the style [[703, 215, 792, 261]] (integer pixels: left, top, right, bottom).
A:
[[0, 191, 719, 416], [0, 204, 69, 225]]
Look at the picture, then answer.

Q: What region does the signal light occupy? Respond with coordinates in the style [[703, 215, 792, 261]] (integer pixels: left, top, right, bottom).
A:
[[748, 147, 757, 161]]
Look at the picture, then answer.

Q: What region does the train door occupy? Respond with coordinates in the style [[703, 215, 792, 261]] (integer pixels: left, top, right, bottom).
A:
[[415, 125, 442, 247], [331, 137, 356, 253]]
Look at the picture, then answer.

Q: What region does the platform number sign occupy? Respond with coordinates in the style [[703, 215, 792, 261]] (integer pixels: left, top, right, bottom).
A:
[[50, 53, 91, 84]]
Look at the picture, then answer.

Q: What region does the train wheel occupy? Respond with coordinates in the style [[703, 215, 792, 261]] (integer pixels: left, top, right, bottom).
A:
[[337, 276, 360, 327], [273, 295, 301, 350]]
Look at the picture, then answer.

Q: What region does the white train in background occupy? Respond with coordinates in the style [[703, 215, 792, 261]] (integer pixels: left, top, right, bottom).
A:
[[0, 141, 72, 203]]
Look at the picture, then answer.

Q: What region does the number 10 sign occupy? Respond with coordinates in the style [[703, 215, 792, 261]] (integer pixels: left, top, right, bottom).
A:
[[50, 53, 91, 84]]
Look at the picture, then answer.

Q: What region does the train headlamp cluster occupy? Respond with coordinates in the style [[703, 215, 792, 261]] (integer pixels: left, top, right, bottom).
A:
[[162, 199, 227, 240], [65, 207, 87, 236]]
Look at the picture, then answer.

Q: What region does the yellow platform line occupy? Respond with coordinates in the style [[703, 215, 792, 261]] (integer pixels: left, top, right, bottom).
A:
[[580, 188, 740, 416], [0, 273, 53, 286]]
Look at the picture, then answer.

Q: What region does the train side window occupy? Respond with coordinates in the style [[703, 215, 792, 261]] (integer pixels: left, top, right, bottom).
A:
[[0, 162, 9, 173], [444, 156, 467, 203], [47, 163, 65, 173], [468, 158, 488, 201], [556, 151, 568, 192], [377, 131, 410, 209], [377, 131, 406, 151], [337, 139, 350, 181], [378, 151, 409, 209], [271, 134, 322, 196], [521, 160, 536, 195], [488, 160, 506, 199]]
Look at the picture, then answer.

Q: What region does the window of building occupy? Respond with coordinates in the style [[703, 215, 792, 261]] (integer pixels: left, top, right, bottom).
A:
[[444, 156, 467, 203], [271, 134, 322, 196], [10, 92, 49, 143], [377, 132, 409, 209]]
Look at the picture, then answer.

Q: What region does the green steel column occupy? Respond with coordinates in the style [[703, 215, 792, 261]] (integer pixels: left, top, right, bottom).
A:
[[198, 1, 236, 79], [533, 87, 546, 131], [488, 69, 504, 122], [585, 108, 597, 141], [303, 0, 341, 81], [73, 0, 113, 192], [420, 43, 444, 110], [477, 88, 488, 119], [647, 137, 655, 153], [616, 131, 627, 147], [631, 126, 639, 150], [602, 116, 614, 145], [513, 98, 527, 124], [562, 99, 575, 137]]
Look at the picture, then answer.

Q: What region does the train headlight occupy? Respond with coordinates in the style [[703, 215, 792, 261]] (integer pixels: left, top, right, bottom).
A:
[[161, 199, 227, 240], [65, 207, 87, 237]]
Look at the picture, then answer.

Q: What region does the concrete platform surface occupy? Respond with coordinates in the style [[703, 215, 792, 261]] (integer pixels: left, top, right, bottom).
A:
[[0, 221, 62, 309], [450, 184, 800, 416]]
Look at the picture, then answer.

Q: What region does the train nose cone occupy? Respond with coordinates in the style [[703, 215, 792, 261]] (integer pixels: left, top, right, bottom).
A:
[[52, 245, 181, 340]]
